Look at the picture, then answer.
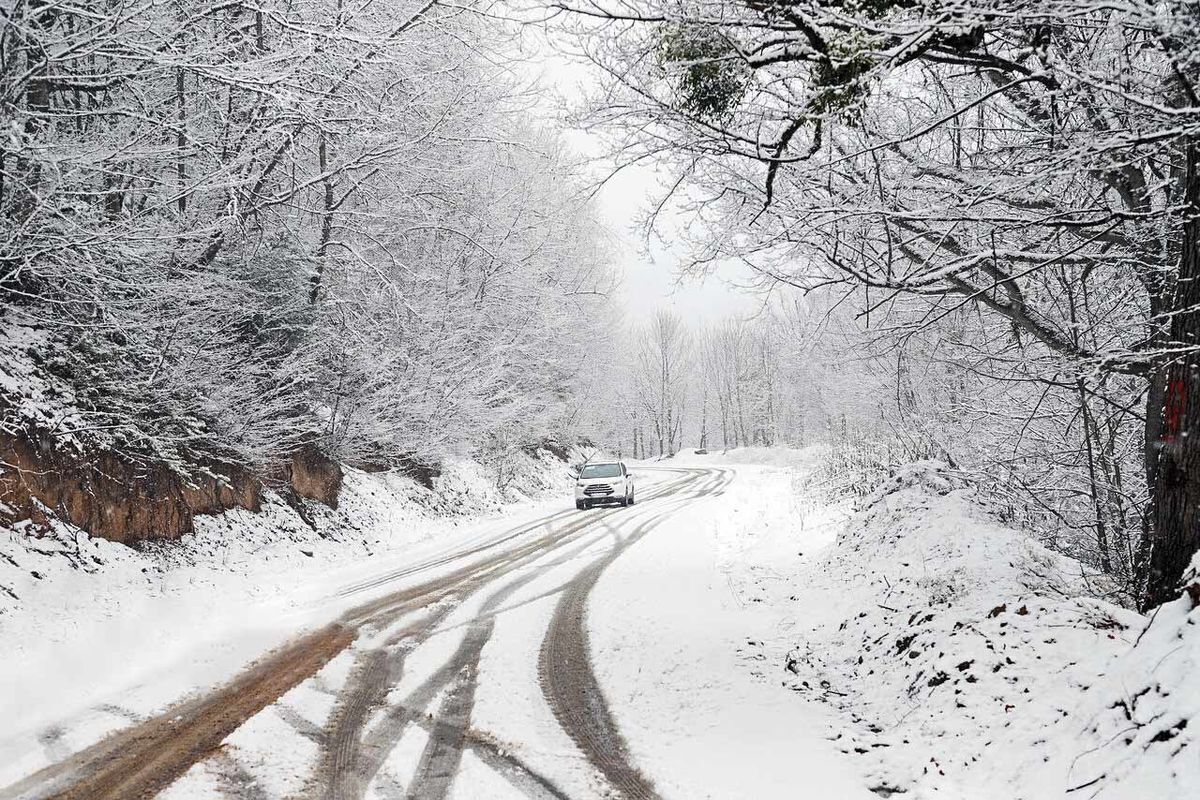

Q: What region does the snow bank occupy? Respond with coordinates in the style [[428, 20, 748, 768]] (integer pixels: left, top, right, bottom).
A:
[[648, 451, 1197, 799], [783, 462, 1148, 799], [0, 448, 574, 625], [1069, 550, 1199, 798]]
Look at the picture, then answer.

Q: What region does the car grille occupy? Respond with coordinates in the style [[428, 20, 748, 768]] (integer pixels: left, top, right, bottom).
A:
[[584, 483, 614, 496]]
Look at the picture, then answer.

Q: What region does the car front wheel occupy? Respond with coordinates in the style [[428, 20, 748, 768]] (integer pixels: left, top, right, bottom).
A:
[[576, 500, 587, 510]]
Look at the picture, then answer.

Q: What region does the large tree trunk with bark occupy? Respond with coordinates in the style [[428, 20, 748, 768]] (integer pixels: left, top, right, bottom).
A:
[[1145, 140, 1200, 609]]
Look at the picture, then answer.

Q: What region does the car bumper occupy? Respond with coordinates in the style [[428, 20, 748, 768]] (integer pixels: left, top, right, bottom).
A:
[[575, 484, 626, 501]]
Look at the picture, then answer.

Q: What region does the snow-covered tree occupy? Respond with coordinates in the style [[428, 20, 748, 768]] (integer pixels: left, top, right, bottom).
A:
[[631, 310, 692, 456], [556, 0, 1200, 608], [0, 1, 615, 474]]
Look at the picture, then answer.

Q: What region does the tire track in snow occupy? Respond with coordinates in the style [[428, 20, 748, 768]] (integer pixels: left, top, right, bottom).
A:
[[314, 599, 460, 800], [2, 499, 581, 800], [208, 749, 270, 800], [537, 468, 733, 800], [0, 622, 354, 800], [368, 534, 606, 800], [314, 471, 703, 799], [430, 726, 570, 800], [362, 471, 709, 798], [536, 512, 672, 800], [2, 469, 709, 800], [315, 501, 649, 798], [336, 509, 579, 600], [403, 470, 719, 799]]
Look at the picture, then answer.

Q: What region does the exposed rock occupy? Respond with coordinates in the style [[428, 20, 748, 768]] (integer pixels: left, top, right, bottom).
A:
[[181, 461, 263, 516], [346, 449, 441, 490], [395, 455, 440, 491], [0, 426, 261, 543], [286, 443, 343, 509], [523, 438, 571, 463]]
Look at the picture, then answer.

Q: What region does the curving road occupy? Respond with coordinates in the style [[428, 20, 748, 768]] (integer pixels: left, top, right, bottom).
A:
[[0, 467, 734, 800]]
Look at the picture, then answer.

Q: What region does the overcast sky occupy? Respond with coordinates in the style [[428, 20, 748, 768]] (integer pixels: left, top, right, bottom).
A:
[[513, 26, 759, 325]]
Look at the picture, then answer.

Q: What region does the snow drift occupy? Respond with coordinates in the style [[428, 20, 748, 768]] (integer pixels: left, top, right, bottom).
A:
[[1070, 550, 1199, 798], [785, 461, 1192, 799]]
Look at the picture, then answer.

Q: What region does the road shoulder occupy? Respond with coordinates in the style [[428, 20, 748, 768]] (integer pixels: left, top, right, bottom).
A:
[[587, 463, 875, 799]]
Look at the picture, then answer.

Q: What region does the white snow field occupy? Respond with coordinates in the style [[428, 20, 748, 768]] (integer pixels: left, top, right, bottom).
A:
[[0, 448, 1195, 799]]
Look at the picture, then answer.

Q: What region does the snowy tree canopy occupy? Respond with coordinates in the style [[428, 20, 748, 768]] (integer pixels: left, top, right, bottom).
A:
[[0, 0, 616, 471], [553, 0, 1200, 608]]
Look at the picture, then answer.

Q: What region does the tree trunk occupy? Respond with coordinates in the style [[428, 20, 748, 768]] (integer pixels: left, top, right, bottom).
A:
[[1145, 139, 1200, 609], [311, 132, 335, 303], [1077, 378, 1112, 573], [176, 66, 187, 215], [12, 1, 52, 220]]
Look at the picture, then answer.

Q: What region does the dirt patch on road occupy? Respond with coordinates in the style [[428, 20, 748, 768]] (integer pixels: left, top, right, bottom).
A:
[[0, 624, 353, 800]]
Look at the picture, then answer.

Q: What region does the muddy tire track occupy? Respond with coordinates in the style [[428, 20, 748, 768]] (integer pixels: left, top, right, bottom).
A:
[[314, 601, 459, 800], [313, 510, 628, 799], [537, 526, 666, 800], [336, 509, 579, 600], [377, 536, 606, 800], [317, 470, 712, 800], [319, 648, 389, 800], [0, 623, 353, 800], [348, 474, 704, 799]]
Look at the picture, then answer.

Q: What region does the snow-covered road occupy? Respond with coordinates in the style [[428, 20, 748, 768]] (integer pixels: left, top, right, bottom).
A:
[[1, 464, 873, 800]]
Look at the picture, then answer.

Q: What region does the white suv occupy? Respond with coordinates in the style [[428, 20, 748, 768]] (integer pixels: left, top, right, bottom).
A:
[[574, 461, 635, 509]]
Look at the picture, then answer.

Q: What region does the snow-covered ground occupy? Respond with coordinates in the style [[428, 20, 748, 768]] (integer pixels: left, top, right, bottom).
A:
[[3, 446, 1196, 799], [641, 448, 1195, 800]]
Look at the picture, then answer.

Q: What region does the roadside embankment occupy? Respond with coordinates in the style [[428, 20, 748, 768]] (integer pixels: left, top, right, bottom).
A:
[[698, 452, 1193, 800]]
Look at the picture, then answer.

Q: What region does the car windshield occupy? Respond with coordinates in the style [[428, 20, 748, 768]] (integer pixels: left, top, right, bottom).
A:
[[579, 463, 622, 479]]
